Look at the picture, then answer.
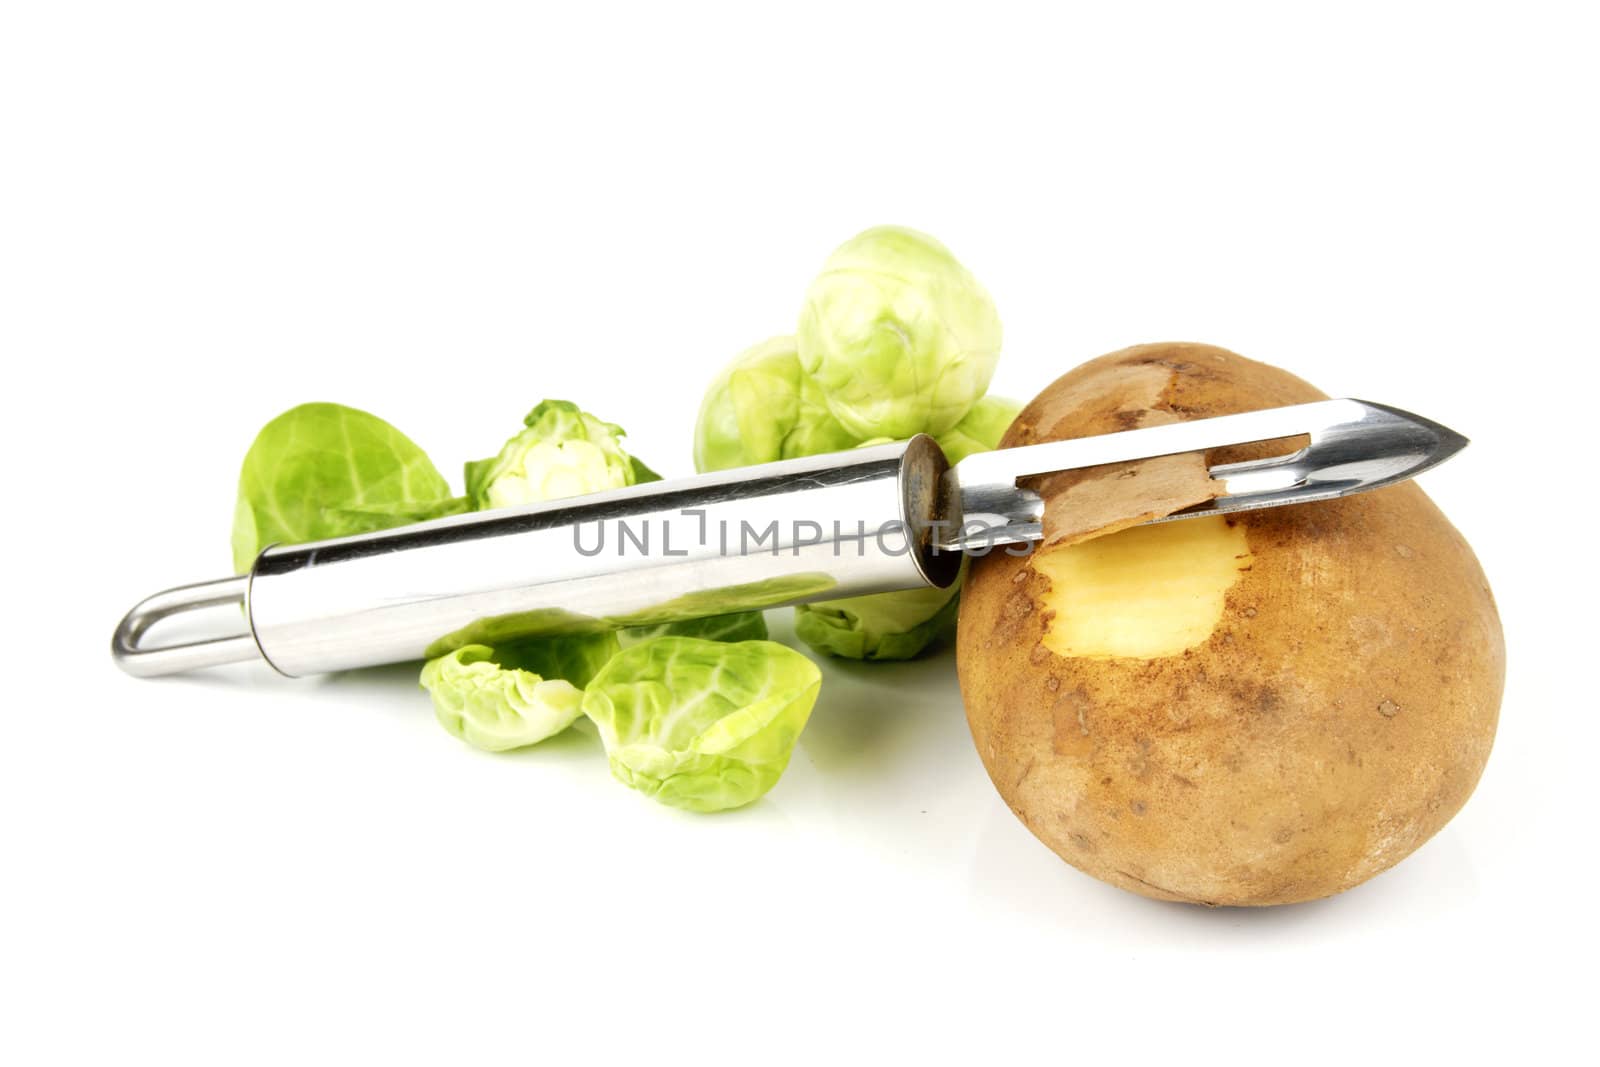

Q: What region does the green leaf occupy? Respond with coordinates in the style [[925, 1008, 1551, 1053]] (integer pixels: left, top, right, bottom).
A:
[[231, 402, 455, 573], [629, 455, 663, 484], [463, 456, 498, 505], [793, 580, 962, 661], [492, 631, 622, 690], [618, 611, 768, 647], [581, 637, 822, 812], [421, 644, 589, 752]]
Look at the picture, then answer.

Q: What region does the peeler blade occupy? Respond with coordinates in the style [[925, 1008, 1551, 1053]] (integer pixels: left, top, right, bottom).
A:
[[942, 399, 1469, 551]]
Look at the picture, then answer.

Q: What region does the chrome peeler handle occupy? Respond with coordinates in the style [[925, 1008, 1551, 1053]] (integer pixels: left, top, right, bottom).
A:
[[112, 437, 958, 679], [111, 576, 260, 677]]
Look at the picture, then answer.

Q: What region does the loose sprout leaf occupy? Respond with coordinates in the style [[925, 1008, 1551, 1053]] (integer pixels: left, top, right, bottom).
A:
[[581, 637, 822, 812], [424, 607, 615, 660], [796, 226, 1002, 440], [619, 611, 769, 647], [421, 645, 587, 752], [231, 402, 455, 572], [462, 456, 498, 504], [794, 581, 962, 661], [493, 632, 623, 690], [629, 455, 663, 484]]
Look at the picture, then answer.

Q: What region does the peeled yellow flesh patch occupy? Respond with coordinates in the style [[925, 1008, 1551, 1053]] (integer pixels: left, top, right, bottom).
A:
[[1033, 515, 1252, 659]]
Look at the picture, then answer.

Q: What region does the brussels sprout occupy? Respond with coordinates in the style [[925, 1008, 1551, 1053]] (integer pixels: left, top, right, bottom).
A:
[[231, 402, 463, 573], [619, 611, 769, 647], [936, 395, 1022, 464], [582, 637, 822, 812], [422, 642, 602, 752], [693, 336, 857, 473], [797, 226, 1002, 440], [793, 575, 962, 661], [467, 399, 640, 509]]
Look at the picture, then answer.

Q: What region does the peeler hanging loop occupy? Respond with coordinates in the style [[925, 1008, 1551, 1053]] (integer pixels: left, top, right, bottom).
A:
[[110, 575, 263, 678]]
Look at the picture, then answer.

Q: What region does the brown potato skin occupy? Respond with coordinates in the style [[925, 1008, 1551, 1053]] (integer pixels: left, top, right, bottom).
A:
[[958, 343, 1504, 905]]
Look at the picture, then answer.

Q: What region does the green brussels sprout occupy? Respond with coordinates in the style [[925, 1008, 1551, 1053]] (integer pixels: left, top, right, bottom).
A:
[[467, 399, 640, 509], [797, 226, 1002, 440], [692, 336, 858, 473], [793, 572, 962, 661], [581, 637, 822, 812], [421, 638, 618, 752], [936, 395, 1022, 464], [231, 402, 464, 573]]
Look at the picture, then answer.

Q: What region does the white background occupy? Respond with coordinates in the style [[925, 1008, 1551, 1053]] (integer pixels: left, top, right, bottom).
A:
[[3, 2, 1596, 1063]]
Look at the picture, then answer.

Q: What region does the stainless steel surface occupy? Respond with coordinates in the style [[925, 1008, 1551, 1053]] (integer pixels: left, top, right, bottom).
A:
[[110, 576, 259, 677], [941, 398, 1468, 550], [245, 436, 954, 676], [111, 397, 1469, 679]]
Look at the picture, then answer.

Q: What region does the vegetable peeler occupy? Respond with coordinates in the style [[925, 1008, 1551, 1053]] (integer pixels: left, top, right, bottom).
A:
[[112, 399, 1466, 678]]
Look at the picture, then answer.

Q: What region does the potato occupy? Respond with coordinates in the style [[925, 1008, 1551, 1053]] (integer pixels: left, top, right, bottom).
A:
[[957, 343, 1504, 905]]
